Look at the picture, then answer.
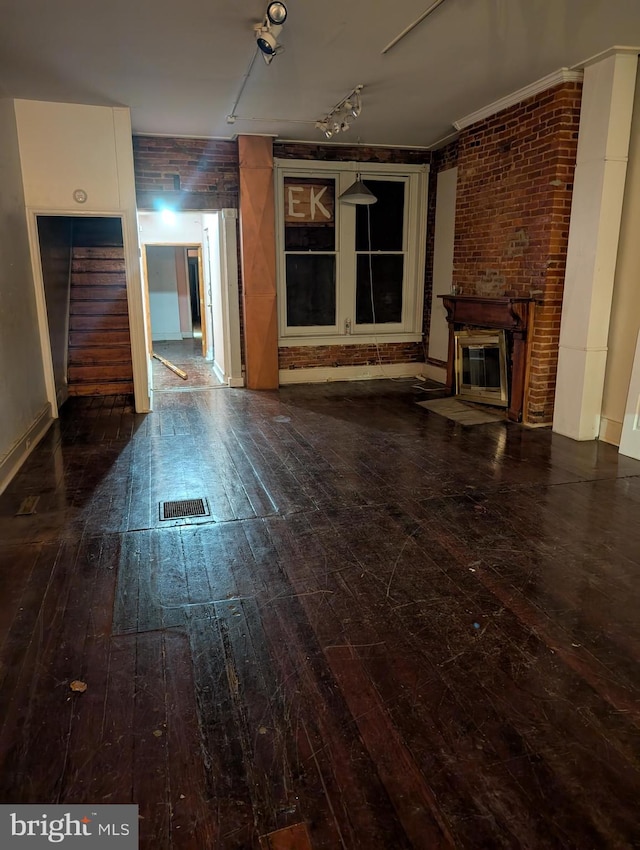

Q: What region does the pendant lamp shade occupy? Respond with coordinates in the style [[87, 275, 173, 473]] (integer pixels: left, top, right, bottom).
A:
[[338, 179, 377, 205]]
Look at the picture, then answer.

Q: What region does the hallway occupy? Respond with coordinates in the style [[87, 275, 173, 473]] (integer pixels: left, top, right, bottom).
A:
[[152, 339, 225, 392], [0, 381, 639, 849]]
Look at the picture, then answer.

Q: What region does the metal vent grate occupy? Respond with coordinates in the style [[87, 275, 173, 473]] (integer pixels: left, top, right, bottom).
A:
[[160, 498, 210, 521]]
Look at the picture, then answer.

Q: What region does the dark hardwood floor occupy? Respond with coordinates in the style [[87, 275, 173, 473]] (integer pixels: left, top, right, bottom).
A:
[[1, 380, 639, 849]]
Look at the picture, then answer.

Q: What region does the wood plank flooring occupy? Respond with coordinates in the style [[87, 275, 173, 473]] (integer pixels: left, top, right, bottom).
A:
[[0, 381, 639, 849], [152, 339, 225, 392]]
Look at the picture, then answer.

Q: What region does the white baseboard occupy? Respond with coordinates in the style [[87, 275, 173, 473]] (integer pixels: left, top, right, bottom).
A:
[[0, 404, 53, 495], [419, 363, 447, 384], [213, 361, 244, 388], [279, 362, 426, 385], [213, 362, 226, 385], [56, 386, 68, 410], [599, 416, 622, 446]]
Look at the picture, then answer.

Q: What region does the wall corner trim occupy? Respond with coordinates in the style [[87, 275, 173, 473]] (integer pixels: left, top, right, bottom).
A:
[[0, 403, 52, 496], [453, 68, 584, 131], [576, 45, 640, 70]]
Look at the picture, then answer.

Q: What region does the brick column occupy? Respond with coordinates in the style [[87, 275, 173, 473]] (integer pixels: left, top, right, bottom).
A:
[[238, 135, 279, 390]]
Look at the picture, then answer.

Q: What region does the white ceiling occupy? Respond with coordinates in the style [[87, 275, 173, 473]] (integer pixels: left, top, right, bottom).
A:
[[1, 0, 639, 148]]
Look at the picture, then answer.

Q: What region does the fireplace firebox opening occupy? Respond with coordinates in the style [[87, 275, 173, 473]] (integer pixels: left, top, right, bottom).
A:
[[454, 328, 508, 408]]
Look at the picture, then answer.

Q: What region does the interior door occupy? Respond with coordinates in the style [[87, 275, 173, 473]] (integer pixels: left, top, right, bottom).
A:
[[195, 247, 207, 358]]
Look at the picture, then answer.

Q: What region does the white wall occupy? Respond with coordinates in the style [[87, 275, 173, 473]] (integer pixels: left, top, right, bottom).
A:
[[0, 100, 50, 488], [37, 217, 73, 406], [137, 211, 204, 245], [147, 246, 183, 341], [600, 63, 640, 446], [428, 167, 457, 363], [204, 214, 224, 374]]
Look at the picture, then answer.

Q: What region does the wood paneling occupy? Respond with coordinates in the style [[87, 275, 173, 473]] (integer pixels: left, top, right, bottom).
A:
[[239, 135, 279, 390], [67, 246, 133, 396]]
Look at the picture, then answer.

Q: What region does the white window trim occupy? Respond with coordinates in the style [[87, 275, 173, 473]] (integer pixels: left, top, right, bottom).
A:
[[274, 158, 429, 347]]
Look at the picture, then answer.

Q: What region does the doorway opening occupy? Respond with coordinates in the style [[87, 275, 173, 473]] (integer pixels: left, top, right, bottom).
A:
[[34, 215, 132, 414], [144, 243, 219, 391], [138, 210, 243, 394]]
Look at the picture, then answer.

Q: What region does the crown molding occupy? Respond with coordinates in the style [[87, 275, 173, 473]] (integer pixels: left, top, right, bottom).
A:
[[453, 67, 584, 131]]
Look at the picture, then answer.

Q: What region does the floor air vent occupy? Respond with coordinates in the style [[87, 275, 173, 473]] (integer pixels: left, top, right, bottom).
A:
[[160, 498, 210, 521]]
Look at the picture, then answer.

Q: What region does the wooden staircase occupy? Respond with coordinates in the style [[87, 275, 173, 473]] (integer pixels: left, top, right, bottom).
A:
[[67, 247, 134, 396]]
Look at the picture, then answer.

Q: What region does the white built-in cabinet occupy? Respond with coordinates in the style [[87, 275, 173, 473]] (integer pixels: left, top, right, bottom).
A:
[[14, 100, 135, 211], [13, 99, 151, 412]]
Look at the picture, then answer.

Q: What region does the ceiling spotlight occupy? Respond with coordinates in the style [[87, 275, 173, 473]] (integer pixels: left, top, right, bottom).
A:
[[267, 2, 287, 25], [256, 28, 278, 55], [315, 84, 364, 140], [255, 2, 287, 61], [324, 128, 333, 139]]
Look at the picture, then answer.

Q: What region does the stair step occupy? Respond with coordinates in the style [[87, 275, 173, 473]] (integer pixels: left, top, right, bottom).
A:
[[72, 246, 124, 259], [71, 272, 127, 286], [72, 258, 126, 273]]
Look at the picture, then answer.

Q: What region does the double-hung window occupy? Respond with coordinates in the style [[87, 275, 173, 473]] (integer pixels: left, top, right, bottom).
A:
[[275, 159, 428, 346]]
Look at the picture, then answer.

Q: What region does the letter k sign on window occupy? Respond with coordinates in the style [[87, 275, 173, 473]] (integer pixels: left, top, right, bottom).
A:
[[309, 187, 330, 220]]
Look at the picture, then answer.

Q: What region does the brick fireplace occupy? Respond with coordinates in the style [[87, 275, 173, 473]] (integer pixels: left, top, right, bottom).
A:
[[429, 79, 583, 425], [440, 295, 534, 423]]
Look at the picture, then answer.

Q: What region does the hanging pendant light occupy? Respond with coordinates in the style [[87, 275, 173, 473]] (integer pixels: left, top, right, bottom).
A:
[[338, 175, 377, 205]]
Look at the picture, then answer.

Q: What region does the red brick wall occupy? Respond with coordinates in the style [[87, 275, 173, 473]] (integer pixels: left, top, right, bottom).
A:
[[274, 142, 430, 165], [423, 140, 460, 366], [279, 342, 424, 370], [132, 136, 239, 210], [452, 82, 582, 422]]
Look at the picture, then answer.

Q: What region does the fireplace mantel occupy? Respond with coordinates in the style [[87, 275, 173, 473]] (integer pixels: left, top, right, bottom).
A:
[[438, 295, 534, 422]]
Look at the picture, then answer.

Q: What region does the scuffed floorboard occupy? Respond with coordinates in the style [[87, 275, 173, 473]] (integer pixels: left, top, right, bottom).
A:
[[0, 382, 639, 848]]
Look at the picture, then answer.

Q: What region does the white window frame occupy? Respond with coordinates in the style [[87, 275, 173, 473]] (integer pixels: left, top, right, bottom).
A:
[[274, 158, 429, 347]]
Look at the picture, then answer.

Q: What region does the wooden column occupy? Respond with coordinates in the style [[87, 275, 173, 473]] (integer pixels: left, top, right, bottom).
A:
[[238, 135, 279, 389]]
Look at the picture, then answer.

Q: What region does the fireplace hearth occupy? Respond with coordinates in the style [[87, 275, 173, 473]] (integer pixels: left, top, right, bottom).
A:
[[439, 295, 534, 423]]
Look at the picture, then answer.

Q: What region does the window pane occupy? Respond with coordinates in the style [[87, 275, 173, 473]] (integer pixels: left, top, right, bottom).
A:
[[356, 255, 404, 324], [286, 255, 336, 326], [356, 181, 405, 251], [284, 177, 335, 251]]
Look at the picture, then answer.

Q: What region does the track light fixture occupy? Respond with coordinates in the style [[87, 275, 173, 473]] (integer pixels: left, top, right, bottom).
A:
[[266, 2, 287, 25], [255, 2, 288, 64], [315, 85, 364, 139]]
